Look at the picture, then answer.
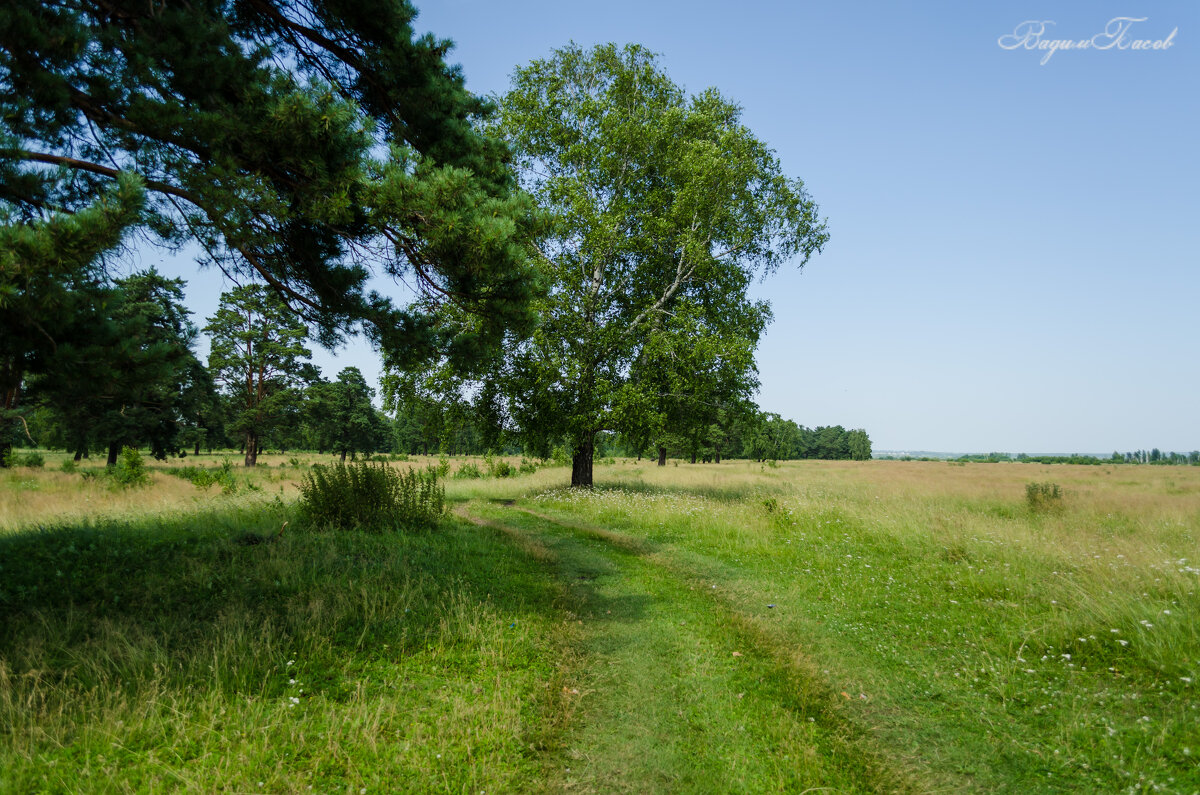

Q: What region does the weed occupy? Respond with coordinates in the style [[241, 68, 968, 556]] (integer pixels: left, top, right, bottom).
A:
[[112, 447, 149, 488], [1025, 481, 1063, 511], [299, 460, 445, 531], [454, 462, 485, 479], [3, 449, 44, 468]]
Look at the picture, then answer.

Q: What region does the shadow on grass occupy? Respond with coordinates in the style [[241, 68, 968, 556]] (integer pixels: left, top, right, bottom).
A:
[[0, 504, 570, 696]]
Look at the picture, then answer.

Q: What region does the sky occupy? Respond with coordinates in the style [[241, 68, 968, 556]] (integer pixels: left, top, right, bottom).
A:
[[153, 0, 1199, 454]]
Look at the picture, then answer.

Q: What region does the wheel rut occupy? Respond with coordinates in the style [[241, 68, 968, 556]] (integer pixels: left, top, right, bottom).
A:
[[457, 501, 918, 794]]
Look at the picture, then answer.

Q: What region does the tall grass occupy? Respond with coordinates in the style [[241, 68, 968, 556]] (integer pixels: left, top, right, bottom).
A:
[[0, 505, 572, 792]]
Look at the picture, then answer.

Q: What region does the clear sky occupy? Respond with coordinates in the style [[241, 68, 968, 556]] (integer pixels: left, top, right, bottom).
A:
[[155, 1, 1199, 454]]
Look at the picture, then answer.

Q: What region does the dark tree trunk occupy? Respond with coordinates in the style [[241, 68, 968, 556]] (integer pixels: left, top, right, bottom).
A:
[[657, 446, 667, 467], [571, 433, 595, 488], [106, 441, 120, 467], [193, 440, 201, 456], [73, 447, 84, 462], [690, 451, 697, 464], [340, 449, 347, 462], [715, 451, 721, 464], [244, 431, 258, 467]]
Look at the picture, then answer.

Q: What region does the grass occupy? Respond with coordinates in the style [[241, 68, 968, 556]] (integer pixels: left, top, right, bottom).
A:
[[0, 500, 574, 792], [1, 454, 1198, 791]]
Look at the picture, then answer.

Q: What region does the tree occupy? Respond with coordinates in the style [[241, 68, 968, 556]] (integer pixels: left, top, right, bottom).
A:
[[1, 0, 541, 367], [491, 44, 827, 486], [635, 301, 767, 466], [206, 285, 314, 466], [305, 366, 388, 461], [846, 429, 872, 461], [31, 267, 205, 464], [0, 174, 144, 466]]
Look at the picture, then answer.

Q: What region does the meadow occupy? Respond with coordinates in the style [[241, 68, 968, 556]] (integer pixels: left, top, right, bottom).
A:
[[1, 454, 1197, 792]]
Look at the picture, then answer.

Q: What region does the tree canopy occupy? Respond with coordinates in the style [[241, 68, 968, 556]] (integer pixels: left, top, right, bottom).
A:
[[485, 43, 828, 486], [0, 0, 542, 365]]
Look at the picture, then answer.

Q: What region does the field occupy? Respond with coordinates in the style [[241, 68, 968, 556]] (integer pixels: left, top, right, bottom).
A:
[[2, 454, 1198, 792]]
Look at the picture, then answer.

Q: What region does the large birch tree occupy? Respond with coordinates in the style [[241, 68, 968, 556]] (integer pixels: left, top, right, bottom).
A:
[[494, 43, 829, 487]]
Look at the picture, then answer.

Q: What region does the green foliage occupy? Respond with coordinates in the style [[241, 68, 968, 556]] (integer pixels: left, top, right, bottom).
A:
[[0, 174, 145, 467], [1, 0, 540, 365], [58, 459, 78, 473], [304, 367, 390, 462], [3, 449, 44, 468], [435, 455, 452, 478], [169, 461, 238, 494], [112, 446, 149, 488], [453, 462, 484, 479], [490, 459, 514, 478], [519, 458, 539, 475], [206, 285, 315, 466], [1025, 482, 1063, 511], [299, 462, 445, 532], [485, 42, 827, 487]]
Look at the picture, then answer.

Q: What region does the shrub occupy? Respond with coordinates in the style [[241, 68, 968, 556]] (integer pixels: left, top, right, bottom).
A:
[[4, 449, 45, 468], [59, 459, 79, 473], [1026, 481, 1063, 511], [519, 458, 538, 475], [490, 459, 514, 478], [299, 461, 445, 532], [112, 447, 149, 487], [435, 455, 451, 477], [168, 460, 238, 494], [454, 462, 484, 479]]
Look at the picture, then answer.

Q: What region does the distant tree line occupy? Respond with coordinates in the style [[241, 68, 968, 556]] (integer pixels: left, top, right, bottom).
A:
[[893, 451, 1200, 466]]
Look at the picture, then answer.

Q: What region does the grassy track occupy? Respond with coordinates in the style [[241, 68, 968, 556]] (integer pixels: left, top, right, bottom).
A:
[[463, 501, 913, 793]]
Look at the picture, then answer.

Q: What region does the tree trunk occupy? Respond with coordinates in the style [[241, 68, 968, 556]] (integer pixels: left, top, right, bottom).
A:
[[715, 451, 721, 464], [244, 431, 258, 467], [657, 446, 667, 467], [106, 441, 120, 467], [193, 440, 201, 456], [340, 449, 347, 463], [690, 450, 697, 464], [73, 447, 84, 462], [571, 432, 595, 488]]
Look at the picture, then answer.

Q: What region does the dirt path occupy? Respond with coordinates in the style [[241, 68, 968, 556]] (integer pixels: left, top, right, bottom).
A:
[[458, 501, 915, 794]]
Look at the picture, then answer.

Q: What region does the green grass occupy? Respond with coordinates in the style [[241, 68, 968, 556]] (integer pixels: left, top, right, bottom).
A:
[[0, 503, 573, 792], [2, 458, 1198, 792], [518, 475, 1200, 793]]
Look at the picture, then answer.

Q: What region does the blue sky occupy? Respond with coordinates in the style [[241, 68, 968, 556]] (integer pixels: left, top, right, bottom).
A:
[[156, 1, 1198, 453]]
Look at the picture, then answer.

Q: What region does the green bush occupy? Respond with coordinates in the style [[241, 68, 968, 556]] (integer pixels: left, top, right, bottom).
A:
[[4, 449, 45, 468], [299, 461, 445, 532], [453, 462, 484, 479], [1025, 481, 1063, 511], [112, 447, 149, 488], [435, 454, 451, 477], [59, 459, 79, 473], [519, 458, 538, 475], [490, 459, 514, 478]]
